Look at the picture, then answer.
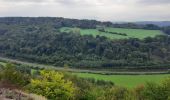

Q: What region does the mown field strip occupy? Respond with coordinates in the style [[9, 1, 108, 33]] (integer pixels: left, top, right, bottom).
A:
[[74, 73, 170, 88], [60, 27, 164, 39]]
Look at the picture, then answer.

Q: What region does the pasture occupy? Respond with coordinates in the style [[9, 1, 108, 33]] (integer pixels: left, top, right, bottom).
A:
[[74, 73, 170, 88], [0, 61, 6, 66], [60, 27, 164, 39]]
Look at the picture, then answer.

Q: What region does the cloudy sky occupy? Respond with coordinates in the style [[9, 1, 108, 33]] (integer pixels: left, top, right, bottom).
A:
[[0, 0, 170, 21]]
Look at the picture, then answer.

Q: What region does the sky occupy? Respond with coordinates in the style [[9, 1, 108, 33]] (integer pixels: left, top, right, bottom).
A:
[[0, 0, 170, 21]]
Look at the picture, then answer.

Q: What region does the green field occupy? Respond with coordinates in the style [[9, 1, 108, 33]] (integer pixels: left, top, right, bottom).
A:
[[0, 61, 6, 66], [60, 27, 164, 39], [74, 73, 170, 88]]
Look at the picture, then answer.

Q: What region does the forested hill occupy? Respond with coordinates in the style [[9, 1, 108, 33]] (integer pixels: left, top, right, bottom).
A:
[[0, 17, 170, 34], [0, 17, 170, 69], [0, 17, 111, 29], [135, 21, 170, 27]]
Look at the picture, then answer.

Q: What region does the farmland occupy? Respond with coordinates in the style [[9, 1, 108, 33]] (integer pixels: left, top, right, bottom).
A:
[[74, 73, 170, 88], [60, 27, 164, 39], [1, 57, 170, 88], [0, 61, 6, 66]]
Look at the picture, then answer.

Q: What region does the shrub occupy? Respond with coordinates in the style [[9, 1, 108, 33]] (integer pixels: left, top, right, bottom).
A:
[[27, 70, 75, 100], [0, 63, 30, 87]]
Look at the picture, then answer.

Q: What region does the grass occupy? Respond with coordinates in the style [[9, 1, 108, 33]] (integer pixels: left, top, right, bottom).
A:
[[74, 73, 170, 88], [0, 61, 6, 66], [31, 69, 37, 75], [60, 27, 164, 39]]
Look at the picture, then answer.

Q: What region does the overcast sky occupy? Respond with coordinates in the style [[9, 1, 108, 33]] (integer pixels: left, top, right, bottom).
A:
[[0, 0, 170, 21]]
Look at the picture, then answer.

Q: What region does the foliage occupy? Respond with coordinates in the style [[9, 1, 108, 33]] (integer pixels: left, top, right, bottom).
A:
[[63, 73, 115, 100], [0, 63, 30, 87], [138, 77, 170, 100], [162, 26, 170, 35], [0, 17, 170, 69], [0, 26, 170, 68], [102, 86, 130, 100], [27, 70, 75, 100], [60, 27, 162, 39], [0, 62, 170, 100], [75, 73, 170, 88]]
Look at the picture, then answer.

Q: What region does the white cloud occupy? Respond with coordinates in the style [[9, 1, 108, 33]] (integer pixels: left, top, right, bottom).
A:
[[137, 0, 170, 5], [0, 0, 170, 21]]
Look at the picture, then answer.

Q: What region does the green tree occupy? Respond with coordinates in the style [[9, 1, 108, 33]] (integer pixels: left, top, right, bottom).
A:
[[161, 77, 170, 99], [142, 78, 170, 100], [28, 70, 75, 100], [1, 63, 30, 86], [103, 86, 130, 100]]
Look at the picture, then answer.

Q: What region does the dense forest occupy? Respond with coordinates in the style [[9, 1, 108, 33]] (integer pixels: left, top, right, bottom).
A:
[[0, 17, 170, 69]]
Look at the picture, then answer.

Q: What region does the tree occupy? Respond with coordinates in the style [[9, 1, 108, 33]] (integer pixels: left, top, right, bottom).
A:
[[0, 63, 30, 87], [142, 78, 170, 100], [133, 85, 145, 100], [72, 27, 80, 34], [103, 86, 130, 100], [28, 70, 75, 100], [161, 77, 170, 99]]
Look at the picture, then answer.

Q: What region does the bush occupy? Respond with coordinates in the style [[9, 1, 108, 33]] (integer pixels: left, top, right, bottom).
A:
[[142, 77, 170, 100], [0, 63, 30, 87], [103, 86, 130, 100], [27, 70, 75, 100]]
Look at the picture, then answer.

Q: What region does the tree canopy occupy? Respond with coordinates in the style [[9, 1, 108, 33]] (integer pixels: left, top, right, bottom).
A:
[[0, 17, 170, 69]]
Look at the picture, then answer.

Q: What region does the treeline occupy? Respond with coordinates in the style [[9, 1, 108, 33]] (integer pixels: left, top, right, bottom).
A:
[[0, 63, 170, 100], [0, 17, 107, 29], [98, 28, 127, 36], [0, 17, 170, 34]]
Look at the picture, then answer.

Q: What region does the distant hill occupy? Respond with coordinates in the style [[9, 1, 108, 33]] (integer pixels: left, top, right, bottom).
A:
[[0, 17, 170, 68], [135, 21, 170, 27]]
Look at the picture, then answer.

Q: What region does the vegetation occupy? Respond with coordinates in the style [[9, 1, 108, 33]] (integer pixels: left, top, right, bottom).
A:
[[1, 17, 170, 99], [0, 61, 6, 66], [0, 63, 30, 87], [60, 27, 163, 39], [27, 70, 75, 99], [162, 26, 170, 35], [1, 17, 170, 69], [74, 73, 170, 88], [0, 63, 170, 100], [1, 27, 170, 68]]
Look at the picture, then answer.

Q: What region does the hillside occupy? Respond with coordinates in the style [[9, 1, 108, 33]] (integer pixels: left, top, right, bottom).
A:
[[1, 0, 170, 99], [60, 27, 163, 39], [135, 21, 170, 27], [0, 17, 170, 100], [0, 17, 170, 69]]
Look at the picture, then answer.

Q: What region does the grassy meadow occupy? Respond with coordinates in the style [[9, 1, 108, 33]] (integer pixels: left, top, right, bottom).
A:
[[60, 27, 164, 39], [0, 61, 6, 66], [74, 73, 170, 88]]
